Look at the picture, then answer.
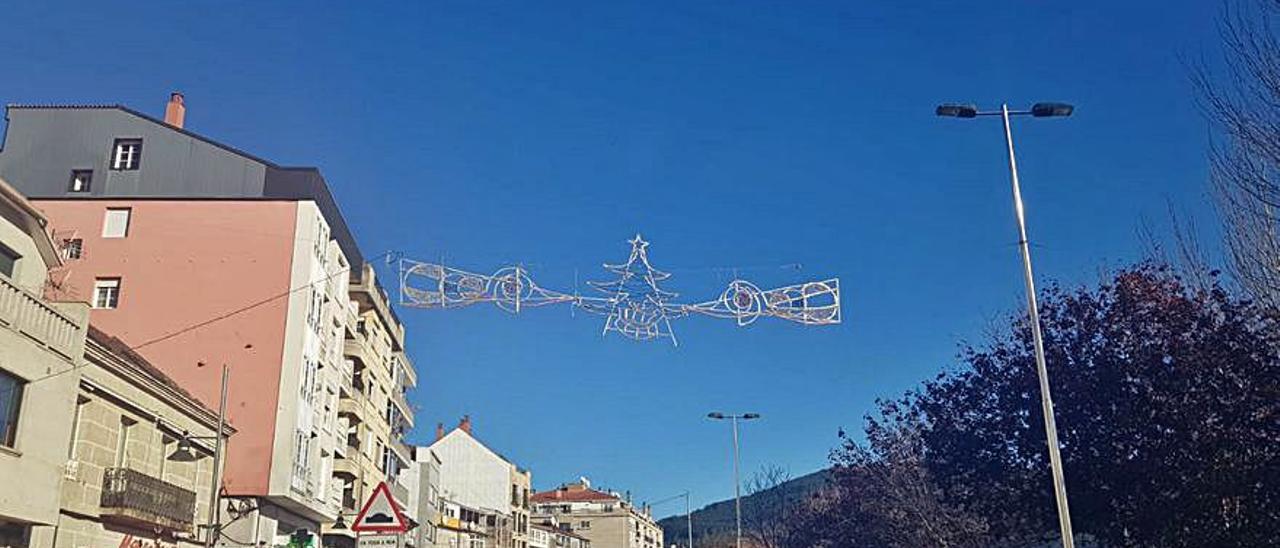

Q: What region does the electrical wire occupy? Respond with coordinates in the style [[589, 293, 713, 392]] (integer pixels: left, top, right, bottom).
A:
[[0, 251, 396, 397]]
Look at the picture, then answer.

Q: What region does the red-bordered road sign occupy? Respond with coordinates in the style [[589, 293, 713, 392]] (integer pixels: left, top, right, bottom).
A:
[[351, 481, 410, 534]]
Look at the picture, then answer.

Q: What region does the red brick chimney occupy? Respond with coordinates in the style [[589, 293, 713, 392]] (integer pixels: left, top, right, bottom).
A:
[[164, 92, 185, 128], [436, 422, 445, 441], [459, 415, 472, 434]]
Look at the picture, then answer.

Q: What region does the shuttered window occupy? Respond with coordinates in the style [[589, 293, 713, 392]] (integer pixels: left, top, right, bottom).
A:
[[102, 208, 131, 238]]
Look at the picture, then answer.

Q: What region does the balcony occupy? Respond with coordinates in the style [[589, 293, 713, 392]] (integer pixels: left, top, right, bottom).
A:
[[339, 397, 365, 423], [395, 351, 418, 389], [0, 274, 85, 360], [350, 264, 405, 349], [391, 388, 414, 428], [344, 339, 378, 381], [333, 454, 359, 479], [344, 302, 359, 337], [100, 467, 197, 533], [338, 358, 354, 396], [390, 438, 414, 466]]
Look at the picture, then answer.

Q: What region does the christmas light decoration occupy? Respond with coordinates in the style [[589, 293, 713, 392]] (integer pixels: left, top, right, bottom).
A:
[[399, 235, 840, 345]]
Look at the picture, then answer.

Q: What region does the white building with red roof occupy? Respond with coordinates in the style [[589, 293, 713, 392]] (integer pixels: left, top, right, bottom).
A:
[[531, 479, 662, 548]]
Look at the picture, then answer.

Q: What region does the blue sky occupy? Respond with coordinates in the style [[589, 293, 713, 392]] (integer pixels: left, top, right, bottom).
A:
[[1, 1, 1224, 516]]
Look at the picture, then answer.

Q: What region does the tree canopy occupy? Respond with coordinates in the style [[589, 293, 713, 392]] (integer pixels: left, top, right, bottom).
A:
[[794, 265, 1280, 547]]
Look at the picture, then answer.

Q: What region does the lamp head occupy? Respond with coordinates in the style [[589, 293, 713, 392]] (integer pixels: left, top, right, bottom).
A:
[[167, 437, 201, 462], [707, 412, 726, 420], [1031, 102, 1074, 118], [936, 104, 979, 118], [742, 413, 761, 420]]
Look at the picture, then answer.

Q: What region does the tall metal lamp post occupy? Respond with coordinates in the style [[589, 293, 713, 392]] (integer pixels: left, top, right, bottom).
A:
[[169, 364, 229, 548], [707, 412, 759, 548], [651, 491, 695, 548], [936, 102, 1076, 548]]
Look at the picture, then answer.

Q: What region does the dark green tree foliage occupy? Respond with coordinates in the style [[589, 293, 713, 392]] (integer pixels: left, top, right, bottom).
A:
[[808, 265, 1279, 547]]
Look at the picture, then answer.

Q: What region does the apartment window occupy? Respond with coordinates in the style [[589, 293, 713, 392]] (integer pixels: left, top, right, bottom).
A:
[[301, 358, 318, 403], [93, 278, 121, 309], [383, 446, 397, 480], [0, 369, 25, 448], [306, 288, 325, 334], [313, 217, 329, 260], [292, 428, 312, 484], [102, 208, 131, 238], [111, 139, 142, 170], [68, 169, 93, 192], [0, 243, 18, 279], [62, 239, 83, 260]]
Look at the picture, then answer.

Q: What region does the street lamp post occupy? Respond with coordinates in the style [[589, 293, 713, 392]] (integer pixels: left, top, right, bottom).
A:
[[936, 102, 1076, 548], [707, 412, 759, 548], [650, 491, 695, 548], [168, 364, 229, 548], [686, 491, 693, 548]]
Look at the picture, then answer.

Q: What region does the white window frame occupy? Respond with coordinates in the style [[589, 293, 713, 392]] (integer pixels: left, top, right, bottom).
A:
[[111, 139, 142, 171], [102, 208, 131, 238], [62, 239, 83, 260], [68, 169, 93, 192], [93, 278, 121, 309]]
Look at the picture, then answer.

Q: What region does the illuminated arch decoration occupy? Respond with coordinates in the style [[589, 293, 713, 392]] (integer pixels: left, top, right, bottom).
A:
[[399, 235, 840, 346]]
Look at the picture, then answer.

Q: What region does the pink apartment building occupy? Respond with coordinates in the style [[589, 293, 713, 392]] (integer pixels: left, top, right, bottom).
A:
[[0, 95, 366, 543]]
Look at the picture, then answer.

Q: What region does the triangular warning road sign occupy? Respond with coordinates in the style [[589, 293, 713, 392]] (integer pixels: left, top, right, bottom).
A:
[[351, 481, 410, 534]]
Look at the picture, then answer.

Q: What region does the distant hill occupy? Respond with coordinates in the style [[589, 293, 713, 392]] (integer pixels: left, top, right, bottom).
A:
[[657, 469, 830, 547]]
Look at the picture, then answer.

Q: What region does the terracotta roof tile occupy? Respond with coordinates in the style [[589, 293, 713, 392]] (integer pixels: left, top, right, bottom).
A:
[[531, 487, 619, 503]]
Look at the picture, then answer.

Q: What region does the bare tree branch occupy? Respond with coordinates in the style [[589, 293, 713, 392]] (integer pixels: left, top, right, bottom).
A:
[[1197, 1, 1280, 309]]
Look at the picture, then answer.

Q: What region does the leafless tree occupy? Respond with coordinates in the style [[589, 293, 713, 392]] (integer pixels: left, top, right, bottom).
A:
[[1195, 1, 1280, 309], [742, 464, 795, 548], [844, 425, 993, 548]]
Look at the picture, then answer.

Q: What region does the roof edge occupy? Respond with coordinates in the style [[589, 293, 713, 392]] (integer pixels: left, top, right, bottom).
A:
[[6, 103, 282, 169]]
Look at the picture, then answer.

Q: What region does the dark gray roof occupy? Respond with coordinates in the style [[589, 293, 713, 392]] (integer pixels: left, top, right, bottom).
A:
[[7, 103, 281, 168], [2, 103, 365, 266]]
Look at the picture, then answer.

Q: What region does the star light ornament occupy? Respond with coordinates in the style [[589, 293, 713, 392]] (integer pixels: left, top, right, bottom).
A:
[[399, 235, 841, 346]]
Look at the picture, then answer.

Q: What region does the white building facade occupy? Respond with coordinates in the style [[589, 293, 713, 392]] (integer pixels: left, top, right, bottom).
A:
[[429, 419, 532, 548]]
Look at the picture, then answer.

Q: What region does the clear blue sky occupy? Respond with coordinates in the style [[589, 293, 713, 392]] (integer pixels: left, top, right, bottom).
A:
[[1, 1, 1223, 516]]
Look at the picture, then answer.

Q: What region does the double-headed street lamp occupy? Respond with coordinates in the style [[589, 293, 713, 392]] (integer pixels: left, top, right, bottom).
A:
[[707, 412, 759, 548], [936, 102, 1076, 548]]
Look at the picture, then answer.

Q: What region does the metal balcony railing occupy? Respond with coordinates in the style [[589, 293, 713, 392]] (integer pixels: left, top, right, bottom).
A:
[[100, 467, 197, 532], [391, 388, 414, 427]]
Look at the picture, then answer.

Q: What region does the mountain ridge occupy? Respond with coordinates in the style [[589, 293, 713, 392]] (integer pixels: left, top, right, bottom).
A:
[[657, 469, 830, 546]]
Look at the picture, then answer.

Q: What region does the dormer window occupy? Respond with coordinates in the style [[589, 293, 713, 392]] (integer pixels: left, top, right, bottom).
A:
[[111, 139, 142, 171], [68, 169, 93, 192]]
